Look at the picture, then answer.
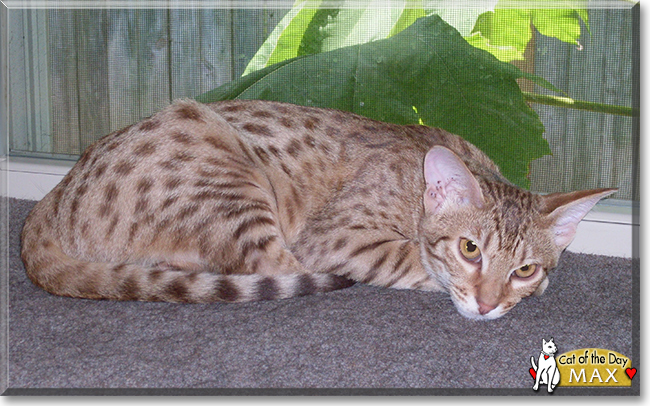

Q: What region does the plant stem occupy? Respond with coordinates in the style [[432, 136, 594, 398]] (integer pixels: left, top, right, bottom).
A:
[[522, 92, 638, 117]]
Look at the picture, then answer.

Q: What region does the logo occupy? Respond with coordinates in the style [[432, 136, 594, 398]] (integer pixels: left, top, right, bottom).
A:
[[530, 337, 561, 393], [555, 348, 635, 387], [528, 338, 636, 390]]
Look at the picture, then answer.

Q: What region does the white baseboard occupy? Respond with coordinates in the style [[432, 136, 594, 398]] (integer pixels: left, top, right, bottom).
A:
[[1, 156, 639, 258]]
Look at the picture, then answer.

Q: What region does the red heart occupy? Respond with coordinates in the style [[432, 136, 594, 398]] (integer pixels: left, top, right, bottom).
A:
[[625, 368, 637, 380], [529, 368, 536, 380]]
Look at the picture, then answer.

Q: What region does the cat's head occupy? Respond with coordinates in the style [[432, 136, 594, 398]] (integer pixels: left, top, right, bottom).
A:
[[543, 338, 558, 355], [418, 146, 616, 320]]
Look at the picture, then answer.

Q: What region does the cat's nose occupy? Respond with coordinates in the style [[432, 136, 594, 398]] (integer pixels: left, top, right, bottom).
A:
[[477, 300, 496, 315]]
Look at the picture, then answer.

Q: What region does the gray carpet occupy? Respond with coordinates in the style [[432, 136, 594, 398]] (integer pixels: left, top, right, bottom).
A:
[[3, 198, 639, 395]]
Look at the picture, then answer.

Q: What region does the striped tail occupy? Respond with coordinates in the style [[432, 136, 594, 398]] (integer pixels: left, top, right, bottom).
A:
[[21, 209, 354, 304]]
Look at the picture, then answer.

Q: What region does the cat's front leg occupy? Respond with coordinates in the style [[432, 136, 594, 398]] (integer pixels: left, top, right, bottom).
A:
[[293, 229, 442, 291], [547, 368, 557, 392]]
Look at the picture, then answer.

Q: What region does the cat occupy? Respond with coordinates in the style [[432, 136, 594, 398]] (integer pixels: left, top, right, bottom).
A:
[[20, 99, 615, 320], [531, 337, 561, 392]]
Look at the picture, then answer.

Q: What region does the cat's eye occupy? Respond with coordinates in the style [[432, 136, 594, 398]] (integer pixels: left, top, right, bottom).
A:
[[459, 238, 481, 262], [514, 264, 537, 278]]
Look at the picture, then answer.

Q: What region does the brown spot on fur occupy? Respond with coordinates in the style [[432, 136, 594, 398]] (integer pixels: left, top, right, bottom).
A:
[[328, 275, 356, 290], [105, 142, 120, 152], [303, 134, 317, 148], [171, 131, 195, 145], [252, 110, 274, 119], [214, 278, 239, 302], [112, 264, 127, 273], [325, 126, 340, 138], [296, 274, 316, 296], [75, 183, 88, 199], [286, 139, 302, 157], [242, 123, 274, 137], [233, 216, 275, 239], [120, 276, 140, 301], [222, 200, 272, 219], [164, 177, 183, 190], [104, 183, 119, 203], [203, 136, 233, 153], [111, 125, 131, 138], [191, 190, 221, 202], [349, 239, 393, 258], [256, 277, 278, 301], [176, 103, 204, 122], [235, 137, 256, 164], [138, 118, 161, 132], [77, 145, 95, 169], [361, 251, 389, 284], [81, 221, 90, 238], [158, 159, 181, 171], [173, 151, 195, 162], [290, 185, 303, 210], [166, 279, 190, 302], [136, 178, 155, 194], [52, 187, 65, 216], [177, 204, 201, 222], [134, 141, 157, 157], [221, 104, 244, 112], [149, 269, 163, 282], [280, 163, 292, 177], [268, 145, 282, 158], [241, 235, 278, 257], [304, 116, 321, 130], [114, 160, 135, 176], [253, 146, 271, 165], [94, 162, 108, 178], [128, 222, 139, 243], [134, 197, 149, 215], [333, 237, 348, 251], [161, 196, 179, 211], [279, 117, 294, 128], [106, 214, 120, 238]]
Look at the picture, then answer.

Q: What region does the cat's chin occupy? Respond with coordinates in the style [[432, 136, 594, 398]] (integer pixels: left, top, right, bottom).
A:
[[452, 302, 507, 321]]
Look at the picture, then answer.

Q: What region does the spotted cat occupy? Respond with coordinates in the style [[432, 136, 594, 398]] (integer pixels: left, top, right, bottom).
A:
[[21, 99, 615, 319]]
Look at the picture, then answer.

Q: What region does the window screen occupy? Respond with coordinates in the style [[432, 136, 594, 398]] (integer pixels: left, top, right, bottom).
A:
[[6, 2, 639, 201]]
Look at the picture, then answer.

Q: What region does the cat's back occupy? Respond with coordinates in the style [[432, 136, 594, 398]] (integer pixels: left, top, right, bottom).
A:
[[207, 99, 500, 179]]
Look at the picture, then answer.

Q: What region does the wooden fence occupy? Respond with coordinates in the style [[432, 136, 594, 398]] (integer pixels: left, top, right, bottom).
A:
[[529, 7, 638, 200], [7, 6, 639, 200]]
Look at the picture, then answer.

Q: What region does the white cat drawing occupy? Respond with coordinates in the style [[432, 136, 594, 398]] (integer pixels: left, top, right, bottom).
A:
[[531, 337, 561, 393]]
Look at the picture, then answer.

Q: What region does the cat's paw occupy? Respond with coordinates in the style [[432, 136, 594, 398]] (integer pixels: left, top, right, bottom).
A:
[[532, 384, 539, 391]]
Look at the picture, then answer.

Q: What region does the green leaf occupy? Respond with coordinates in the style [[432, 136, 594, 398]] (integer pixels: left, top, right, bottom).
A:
[[532, 9, 583, 45], [468, 1, 589, 62], [389, 5, 426, 37], [243, 0, 322, 76], [424, 0, 499, 36], [243, 0, 497, 74], [470, 8, 532, 61], [464, 32, 522, 62], [197, 15, 551, 189]]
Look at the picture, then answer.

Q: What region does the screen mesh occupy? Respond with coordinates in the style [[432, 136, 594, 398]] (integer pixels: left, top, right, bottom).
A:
[[6, 5, 639, 201]]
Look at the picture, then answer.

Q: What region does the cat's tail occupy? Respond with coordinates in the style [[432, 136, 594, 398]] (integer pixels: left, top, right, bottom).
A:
[[21, 209, 354, 303], [530, 357, 538, 371]]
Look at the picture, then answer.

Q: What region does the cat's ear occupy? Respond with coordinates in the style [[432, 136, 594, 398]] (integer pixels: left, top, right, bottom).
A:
[[541, 188, 617, 250], [422, 146, 484, 215]]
